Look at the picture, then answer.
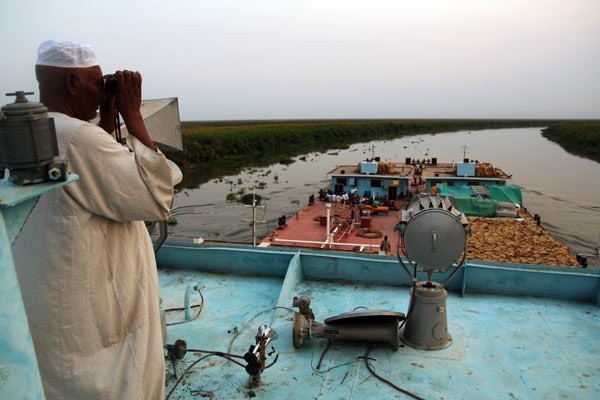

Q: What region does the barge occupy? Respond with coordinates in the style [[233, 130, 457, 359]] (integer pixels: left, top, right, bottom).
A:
[[261, 157, 579, 267]]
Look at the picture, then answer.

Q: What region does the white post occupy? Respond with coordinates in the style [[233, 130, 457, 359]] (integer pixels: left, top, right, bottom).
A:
[[252, 193, 257, 246], [243, 191, 265, 247], [326, 203, 332, 248]]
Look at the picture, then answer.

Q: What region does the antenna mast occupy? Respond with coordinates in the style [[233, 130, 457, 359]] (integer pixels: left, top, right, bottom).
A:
[[461, 145, 468, 161]]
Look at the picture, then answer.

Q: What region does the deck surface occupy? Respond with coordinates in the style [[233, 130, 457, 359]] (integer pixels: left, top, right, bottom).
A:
[[261, 199, 405, 256], [159, 267, 599, 400]]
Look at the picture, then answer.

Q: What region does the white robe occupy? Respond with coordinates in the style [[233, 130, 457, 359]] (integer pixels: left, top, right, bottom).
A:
[[13, 112, 182, 400]]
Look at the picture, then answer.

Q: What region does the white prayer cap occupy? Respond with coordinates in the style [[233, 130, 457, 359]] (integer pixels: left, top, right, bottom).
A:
[[36, 40, 99, 68]]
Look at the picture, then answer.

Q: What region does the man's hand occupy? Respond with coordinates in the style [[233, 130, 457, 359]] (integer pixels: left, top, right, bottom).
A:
[[113, 70, 156, 151], [115, 70, 142, 122]]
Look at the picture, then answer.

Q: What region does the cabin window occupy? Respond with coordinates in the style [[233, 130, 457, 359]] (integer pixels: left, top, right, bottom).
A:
[[371, 179, 381, 187], [337, 178, 347, 185], [467, 181, 479, 186]]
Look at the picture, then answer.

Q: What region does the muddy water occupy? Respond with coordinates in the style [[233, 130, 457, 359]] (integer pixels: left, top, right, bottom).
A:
[[170, 128, 599, 258]]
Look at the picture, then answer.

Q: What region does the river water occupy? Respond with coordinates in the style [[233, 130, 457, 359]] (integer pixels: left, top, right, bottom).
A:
[[170, 127, 600, 258]]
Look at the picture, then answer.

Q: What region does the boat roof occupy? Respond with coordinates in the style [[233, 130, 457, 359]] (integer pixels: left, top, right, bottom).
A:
[[421, 163, 511, 180], [157, 243, 600, 399], [327, 161, 511, 181], [328, 163, 414, 178]]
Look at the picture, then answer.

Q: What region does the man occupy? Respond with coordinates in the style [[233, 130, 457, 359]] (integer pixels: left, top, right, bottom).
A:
[[380, 235, 391, 255], [13, 41, 182, 399]]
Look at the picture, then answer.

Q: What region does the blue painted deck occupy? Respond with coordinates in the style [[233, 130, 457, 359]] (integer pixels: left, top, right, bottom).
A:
[[157, 243, 600, 399]]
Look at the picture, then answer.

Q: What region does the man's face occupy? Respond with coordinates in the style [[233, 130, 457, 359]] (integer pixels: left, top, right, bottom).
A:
[[75, 65, 103, 120]]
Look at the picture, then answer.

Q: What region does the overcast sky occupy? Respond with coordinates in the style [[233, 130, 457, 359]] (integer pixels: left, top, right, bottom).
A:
[[2, 0, 599, 121]]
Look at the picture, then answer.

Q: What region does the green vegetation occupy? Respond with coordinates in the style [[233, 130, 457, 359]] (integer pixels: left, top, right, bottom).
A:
[[170, 119, 556, 188], [240, 193, 262, 205], [541, 121, 600, 162]]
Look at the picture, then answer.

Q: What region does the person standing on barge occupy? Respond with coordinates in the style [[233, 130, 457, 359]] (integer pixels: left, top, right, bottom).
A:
[[380, 235, 392, 255], [13, 40, 182, 399]]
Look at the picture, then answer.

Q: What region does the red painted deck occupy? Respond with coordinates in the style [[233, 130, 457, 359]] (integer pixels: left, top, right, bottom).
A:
[[260, 198, 409, 256]]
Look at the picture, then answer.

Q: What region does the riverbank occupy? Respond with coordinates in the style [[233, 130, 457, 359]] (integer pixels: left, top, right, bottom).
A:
[[541, 121, 600, 162], [171, 119, 555, 187]]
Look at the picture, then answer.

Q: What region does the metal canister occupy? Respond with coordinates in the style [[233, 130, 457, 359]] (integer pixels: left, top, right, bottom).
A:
[[0, 91, 58, 184]]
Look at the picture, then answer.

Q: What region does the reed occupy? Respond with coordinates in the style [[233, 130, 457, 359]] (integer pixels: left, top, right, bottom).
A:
[[541, 121, 600, 162]]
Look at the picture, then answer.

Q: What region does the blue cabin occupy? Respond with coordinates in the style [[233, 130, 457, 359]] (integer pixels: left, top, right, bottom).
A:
[[328, 161, 412, 201]]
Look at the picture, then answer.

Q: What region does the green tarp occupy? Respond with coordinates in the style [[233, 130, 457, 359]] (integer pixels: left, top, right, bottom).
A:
[[435, 184, 522, 217], [487, 185, 523, 205], [436, 186, 474, 197], [451, 196, 498, 217]]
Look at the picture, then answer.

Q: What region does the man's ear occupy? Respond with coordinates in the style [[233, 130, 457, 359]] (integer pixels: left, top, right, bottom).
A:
[[65, 71, 80, 96]]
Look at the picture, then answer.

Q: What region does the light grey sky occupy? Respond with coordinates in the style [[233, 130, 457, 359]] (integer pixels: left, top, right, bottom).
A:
[[2, 0, 599, 121]]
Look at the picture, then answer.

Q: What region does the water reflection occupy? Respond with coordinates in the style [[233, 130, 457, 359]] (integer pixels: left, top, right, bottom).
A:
[[171, 128, 599, 256]]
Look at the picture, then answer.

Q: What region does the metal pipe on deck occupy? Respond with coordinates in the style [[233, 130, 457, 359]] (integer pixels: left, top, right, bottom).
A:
[[326, 203, 332, 248], [184, 282, 199, 320], [273, 237, 380, 251]]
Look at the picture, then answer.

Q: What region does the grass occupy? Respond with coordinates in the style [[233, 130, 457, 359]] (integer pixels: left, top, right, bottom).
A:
[[541, 121, 600, 162]]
